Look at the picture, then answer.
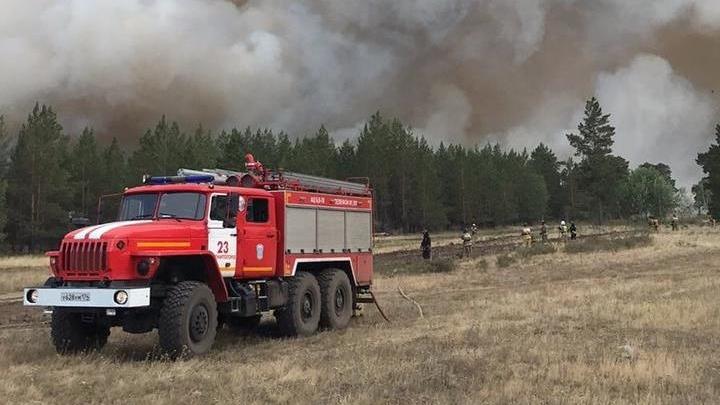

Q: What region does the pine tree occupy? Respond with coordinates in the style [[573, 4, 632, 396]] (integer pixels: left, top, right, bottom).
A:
[[530, 143, 563, 219], [6, 104, 71, 251], [0, 116, 11, 173], [409, 137, 446, 229], [275, 132, 293, 169], [567, 97, 615, 159], [97, 137, 128, 223], [692, 178, 711, 215], [0, 116, 9, 245], [128, 116, 187, 178], [216, 127, 250, 170], [697, 124, 720, 218], [566, 97, 629, 222], [183, 124, 217, 169], [69, 128, 103, 217], [336, 139, 356, 180], [355, 113, 392, 229], [289, 125, 338, 177]]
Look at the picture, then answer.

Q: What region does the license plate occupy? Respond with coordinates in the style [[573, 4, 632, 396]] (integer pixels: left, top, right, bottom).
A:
[[60, 292, 91, 302]]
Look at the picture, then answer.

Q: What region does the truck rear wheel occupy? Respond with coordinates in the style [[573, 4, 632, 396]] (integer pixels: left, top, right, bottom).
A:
[[51, 309, 110, 354], [158, 281, 217, 358], [318, 269, 353, 330], [275, 272, 321, 337]]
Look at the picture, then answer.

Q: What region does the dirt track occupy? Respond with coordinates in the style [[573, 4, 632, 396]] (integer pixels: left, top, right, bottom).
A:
[[374, 228, 644, 270], [0, 300, 45, 330]]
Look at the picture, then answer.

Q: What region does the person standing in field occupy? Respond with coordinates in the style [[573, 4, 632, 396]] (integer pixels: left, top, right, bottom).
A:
[[559, 221, 568, 242], [671, 215, 679, 231], [461, 228, 473, 258], [421, 230, 432, 260], [540, 221, 548, 243], [521, 223, 532, 247], [569, 222, 578, 240], [648, 216, 660, 232]]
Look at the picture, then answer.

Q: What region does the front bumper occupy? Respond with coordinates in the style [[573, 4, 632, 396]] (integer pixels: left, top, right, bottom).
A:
[[23, 287, 151, 308]]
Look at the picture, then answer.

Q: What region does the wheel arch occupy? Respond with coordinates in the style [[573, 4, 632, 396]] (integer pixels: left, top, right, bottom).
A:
[[150, 252, 229, 302], [293, 258, 356, 287]]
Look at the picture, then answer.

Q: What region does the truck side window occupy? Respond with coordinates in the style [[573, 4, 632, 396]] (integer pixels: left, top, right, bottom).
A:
[[209, 195, 228, 221], [246, 198, 269, 223]]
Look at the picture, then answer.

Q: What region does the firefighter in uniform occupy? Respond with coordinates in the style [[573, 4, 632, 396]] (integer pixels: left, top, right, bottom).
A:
[[559, 221, 568, 241], [461, 228, 473, 258], [421, 230, 432, 260], [648, 216, 660, 232], [671, 215, 679, 231], [521, 223, 532, 247], [540, 221, 548, 243]]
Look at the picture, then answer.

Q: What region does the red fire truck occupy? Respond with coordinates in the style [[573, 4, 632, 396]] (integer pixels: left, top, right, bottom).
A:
[[23, 154, 374, 357]]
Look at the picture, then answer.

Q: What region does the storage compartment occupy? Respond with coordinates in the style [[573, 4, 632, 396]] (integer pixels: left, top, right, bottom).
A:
[[285, 207, 316, 252], [285, 206, 372, 253]]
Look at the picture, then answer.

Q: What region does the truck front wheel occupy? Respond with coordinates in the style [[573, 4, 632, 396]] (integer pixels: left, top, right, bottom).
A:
[[51, 309, 110, 354], [158, 281, 218, 358], [318, 269, 353, 330], [275, 272, 321, 337]]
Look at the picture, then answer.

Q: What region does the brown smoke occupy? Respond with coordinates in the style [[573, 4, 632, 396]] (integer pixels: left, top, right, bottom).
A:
[[0, 0, 719, 185]]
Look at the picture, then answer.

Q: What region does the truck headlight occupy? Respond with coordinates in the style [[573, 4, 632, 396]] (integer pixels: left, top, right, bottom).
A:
[[27, 289, 39, 303], [114, 290, 129, 305]]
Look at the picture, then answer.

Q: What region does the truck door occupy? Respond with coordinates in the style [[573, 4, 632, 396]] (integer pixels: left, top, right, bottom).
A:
[[208, 193, 237, 277], [238, 196, 277, 278]]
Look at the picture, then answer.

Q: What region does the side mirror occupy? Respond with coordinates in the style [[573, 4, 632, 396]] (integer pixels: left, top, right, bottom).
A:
[[224, 193, 240, 228], [71, 217, 91, 229]]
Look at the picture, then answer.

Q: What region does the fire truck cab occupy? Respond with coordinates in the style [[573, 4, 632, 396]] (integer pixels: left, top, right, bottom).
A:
[[23, 154, 374, 357]]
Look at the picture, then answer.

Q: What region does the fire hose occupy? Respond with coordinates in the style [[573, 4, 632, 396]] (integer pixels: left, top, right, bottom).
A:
[[397, 286, 424, 319], [368, 290, 391, 323]]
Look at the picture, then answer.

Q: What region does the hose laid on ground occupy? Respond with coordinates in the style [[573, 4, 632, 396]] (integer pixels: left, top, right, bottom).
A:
[[397, 286, 424, 319], [369, 290, 391, 323]]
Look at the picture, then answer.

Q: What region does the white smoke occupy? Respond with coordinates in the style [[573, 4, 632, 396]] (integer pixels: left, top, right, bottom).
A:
[[0, 0, 719, 186], [596, 54, 716, 187]]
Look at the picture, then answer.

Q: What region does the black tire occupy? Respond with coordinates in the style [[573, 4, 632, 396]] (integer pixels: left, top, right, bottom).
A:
[[51, 309, 110, 354], [225, 314, 262, 333], [158, 281, 218, 358], [318, 269, 353, 330], [275, 272, 321, 337]]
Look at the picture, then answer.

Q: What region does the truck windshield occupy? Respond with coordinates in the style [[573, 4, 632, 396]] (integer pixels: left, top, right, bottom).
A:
[[119, 194, 158, 220], [119, 192, 207, 221]]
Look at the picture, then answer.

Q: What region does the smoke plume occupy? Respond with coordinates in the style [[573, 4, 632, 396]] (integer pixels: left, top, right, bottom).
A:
[[1, 0, 719, 185]]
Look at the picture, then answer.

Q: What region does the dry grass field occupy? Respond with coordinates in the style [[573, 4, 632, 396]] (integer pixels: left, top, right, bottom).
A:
[[1, 229, 720, 404], [0, 255, 48, 298]]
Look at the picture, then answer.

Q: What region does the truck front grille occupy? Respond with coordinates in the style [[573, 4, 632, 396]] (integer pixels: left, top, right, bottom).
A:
[[59, 241, 108, 277]]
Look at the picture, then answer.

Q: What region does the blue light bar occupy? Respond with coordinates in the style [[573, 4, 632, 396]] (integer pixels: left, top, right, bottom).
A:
[[146, 175, 215, 185]]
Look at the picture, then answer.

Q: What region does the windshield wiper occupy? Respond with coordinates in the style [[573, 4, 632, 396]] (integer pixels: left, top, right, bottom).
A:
[[130, 213, 155, 220], [158, 213, 182, 222]]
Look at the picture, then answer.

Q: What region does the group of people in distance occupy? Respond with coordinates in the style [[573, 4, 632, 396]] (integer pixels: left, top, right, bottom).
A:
[[538, 220, 577, 243], [420, 225, 475, 260], [420, 220, 579, 260], [648, 214, 681, 232]]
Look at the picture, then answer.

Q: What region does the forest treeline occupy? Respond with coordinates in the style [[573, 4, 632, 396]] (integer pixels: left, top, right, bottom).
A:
[[0, 97, 716, 251]]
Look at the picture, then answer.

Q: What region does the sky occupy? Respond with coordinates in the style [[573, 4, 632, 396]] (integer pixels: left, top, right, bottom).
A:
[[1, 0, 719, 187]]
